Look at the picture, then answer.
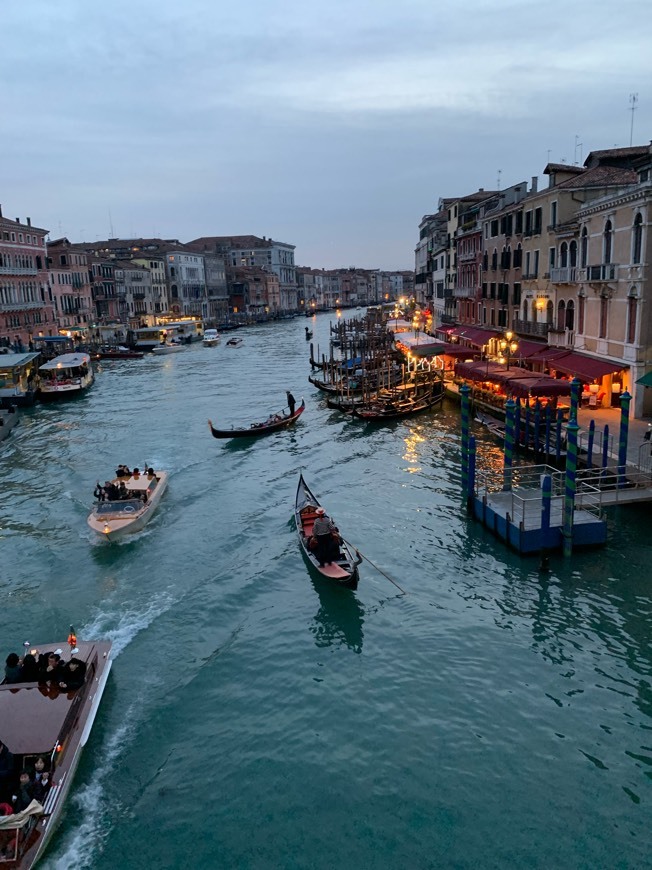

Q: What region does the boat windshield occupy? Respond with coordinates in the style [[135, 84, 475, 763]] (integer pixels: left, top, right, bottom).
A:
[[95, 499, 143, 515]]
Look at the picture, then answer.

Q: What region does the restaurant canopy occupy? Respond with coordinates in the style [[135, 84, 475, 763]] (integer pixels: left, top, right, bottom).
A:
[[455, 360, 573, 397], [548, 351, 623, 382], [449, 326, 499, 347], [503, 376, 572, 398]]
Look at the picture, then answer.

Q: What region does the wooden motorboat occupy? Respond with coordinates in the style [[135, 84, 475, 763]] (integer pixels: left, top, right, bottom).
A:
[[0, 405, 19, 441], [208, 399, 305, 439], [87, 469, 168, 539], [151, 341, 184, 355], [0, 631, 112, 868], [294, 474, 361, 590], [202, 329, 221, 347], [97, 346, 144, 360], [226, 337, 243, 347], [38, 353, 94, 399]]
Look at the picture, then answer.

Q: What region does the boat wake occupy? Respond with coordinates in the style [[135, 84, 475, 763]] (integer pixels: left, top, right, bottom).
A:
[[81, 591, 176, 657]]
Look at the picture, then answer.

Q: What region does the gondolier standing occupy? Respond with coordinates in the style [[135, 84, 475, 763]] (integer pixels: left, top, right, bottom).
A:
[[312, 506, 339, 567], [287, 390, 296, 416]]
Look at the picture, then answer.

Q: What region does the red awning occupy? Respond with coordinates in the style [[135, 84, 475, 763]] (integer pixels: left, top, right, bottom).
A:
[[504, 376, 573, 398], [439, 347, 482, 358], [511, 339, 548, 359], [455, 361, 509, 382], [450, 326, 500, 347], [526, 347, 569, 364], [548, 352, 624, 382]]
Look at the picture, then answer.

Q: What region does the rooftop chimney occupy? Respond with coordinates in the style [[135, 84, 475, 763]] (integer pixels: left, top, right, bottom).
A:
[[478, 187, 484, 192], [16, 218, 20, 224], [0, 204, 2, 218], [26, 217, 31, 227], [531, 176, 538, 194]]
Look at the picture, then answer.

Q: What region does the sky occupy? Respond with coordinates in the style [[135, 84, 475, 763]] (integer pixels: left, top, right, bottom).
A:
[[1, 0, 651, 270]]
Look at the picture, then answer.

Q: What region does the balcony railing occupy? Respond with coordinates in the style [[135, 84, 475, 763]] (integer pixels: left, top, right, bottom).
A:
[[0, 301, 44, 311], [0, 265, 38, 275], [579, 264, 619, 282], [550, 266, 578, 284], [514, 318, 548, 338]]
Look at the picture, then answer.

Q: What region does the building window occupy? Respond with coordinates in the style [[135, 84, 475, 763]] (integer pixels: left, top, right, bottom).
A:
[[632, 213, 643, 264], [603, 220, 613, 264], [569, 240, 577, 268], [599, 297, 608, 338], [557, 300, 566, 330], [581, 228, 588, 268], [560, 242, 568, 268], [627, 292, 638, 344], [550, 201, 558, 228], [549, 247, 556, 269], [534, 208, 542, 235], [578, 296, 585, 333], [566, 300, 575, 331]]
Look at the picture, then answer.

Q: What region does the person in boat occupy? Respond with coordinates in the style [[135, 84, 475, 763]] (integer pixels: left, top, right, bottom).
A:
[[311, 507, 340, 567], [58, 658, 86, 691], [30, 757, 47, 785], [0, 741, 14, 798], [12, 771, 34, 813], [4, 653, 21, 684], [18, 653, 39, 682], [116, 464, 132, 478], [104, 481, 121, 500], [94, 482, 106, 501], [38, 651, 63, 684], [287, 391, 296, 416], [118, 481, 129, 499], [132, 467, 141, 479], [32, 769, 50, 804]]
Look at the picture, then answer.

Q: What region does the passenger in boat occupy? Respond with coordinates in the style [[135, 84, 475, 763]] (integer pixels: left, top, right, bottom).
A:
[[311, 507, 339, 567], [12, 771, 34, 813], [118, 481, 129, 499], [94, 482, 106, 501], [32, 770, 50, 804], [4, 653, 21, 684], [30, 757, 47, 784], [116, 464, 132, 478], [286, 391, 296, 416], [39, 651, 63, 683], [147, 468, 158, 480], [132, 467, 141, 479], [58, 658, 86, 691], [18, 653, 39, 682], [0, 742, 14, 797], [104, 481, 120, 500]]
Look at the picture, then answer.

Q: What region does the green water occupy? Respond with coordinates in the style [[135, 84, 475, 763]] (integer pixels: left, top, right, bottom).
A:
[[1, 314, 651, 869]]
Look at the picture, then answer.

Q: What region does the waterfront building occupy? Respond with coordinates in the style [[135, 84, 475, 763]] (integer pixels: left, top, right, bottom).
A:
[[130, 255, 169, 316], [88, 255, 126, 326], [164, 248, 206, 318], [188, 235, 298, 313], [46, 238, 94, 340], [230, 266, 280, 316], [113, 261, 156, 326], [0, 210, 56, 346]]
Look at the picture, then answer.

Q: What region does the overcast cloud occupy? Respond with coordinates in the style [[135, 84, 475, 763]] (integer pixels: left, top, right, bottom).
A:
[[1, 0, 651, 269]]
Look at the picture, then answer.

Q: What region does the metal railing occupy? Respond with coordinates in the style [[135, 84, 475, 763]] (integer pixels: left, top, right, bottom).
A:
[[579, 264, 619, 282], [550, 266, 577, 283]]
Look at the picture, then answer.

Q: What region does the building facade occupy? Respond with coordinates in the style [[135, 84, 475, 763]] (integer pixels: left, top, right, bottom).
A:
[[46, 238, 94, 339]]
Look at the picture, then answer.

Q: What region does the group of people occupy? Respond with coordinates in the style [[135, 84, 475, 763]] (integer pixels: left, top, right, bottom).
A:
[[0, 746, 51, 817], [93, 466, 158, 503], [4, 649, 87, 691]]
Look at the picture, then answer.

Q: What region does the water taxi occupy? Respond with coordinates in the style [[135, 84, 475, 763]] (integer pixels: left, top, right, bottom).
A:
[[0, 353, 41, 407], [0, 631, 112, 868], [202, 329, 220, 347], [38, 353, 93, 400], [226, 337, 243, 347], [158, 319, 203, 343], [151, 341, 184, 355], [87, 469, 168, 539]]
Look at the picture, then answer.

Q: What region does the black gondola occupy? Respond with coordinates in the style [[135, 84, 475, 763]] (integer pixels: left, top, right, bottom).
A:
[[352, 391, 443, 420], [295, 474, 361, 590], [208, 399, 305, 439]]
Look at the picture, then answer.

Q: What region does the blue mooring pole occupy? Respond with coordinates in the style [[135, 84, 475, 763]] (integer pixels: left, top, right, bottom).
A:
[[618, 391, 632, 488], [533, 400, 541, 458], [541, 473, 552, 541], [544, 406, 552, 460], [514, 398, 521, 447], [587, 419, 595, 469], [602, 424, 610, 473], [503, 398, 516, 491], [460, 383, 470, 496], [468, 436, 476, 510], [562, 418, 580, 557], [556, 408, 564, 464]]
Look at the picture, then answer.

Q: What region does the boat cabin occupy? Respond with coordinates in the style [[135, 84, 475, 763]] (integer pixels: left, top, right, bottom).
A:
[[158, 319, 203, 343], [38, 353, 93, 398], [0, 353, 40, 408], [129, 326, 181, 351]]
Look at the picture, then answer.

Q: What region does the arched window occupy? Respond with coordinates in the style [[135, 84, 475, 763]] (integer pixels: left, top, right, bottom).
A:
[[566, 300, 575, 331], [580, 228, 588, 268], [483, 251, 488, 271], [627, 290, 638, 344], [603, 220, 612, 264], [632, 213, 643, 264], [557, 300, 566, 330], [514, 244, 522, 268], [491, 248, 498, 270], [560, 242, 568, 268], [546, 300, 554, 325], [569, 240, 578, 267]]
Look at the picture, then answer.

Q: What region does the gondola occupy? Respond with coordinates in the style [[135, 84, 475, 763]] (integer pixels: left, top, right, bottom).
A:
[[352, 389, 443, 420], [294, 474, 361, 590], [208, 399, 305, 439]]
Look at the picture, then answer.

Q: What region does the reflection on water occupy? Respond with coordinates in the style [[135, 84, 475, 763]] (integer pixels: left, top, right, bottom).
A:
[[309, 577, 364, 653]]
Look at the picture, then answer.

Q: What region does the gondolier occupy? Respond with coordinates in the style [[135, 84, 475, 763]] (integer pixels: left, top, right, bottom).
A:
[[286, 391, 296, 416], [311, 507, 338, 567]]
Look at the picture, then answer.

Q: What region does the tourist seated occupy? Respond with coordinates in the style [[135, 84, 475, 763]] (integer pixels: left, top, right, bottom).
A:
[[32, 769, 50, 804], [18, 654, 39, 682], [4, 653, 21, 684], [103, 481, 119, 501], [29, 757, 48, 785], [94, 482, 106, 501], [38, 651, 63, 683], [116, 464, 132, 478], [12, 772, 34, 813], [58, 658, 86, 691], [118, 481, 129, 499], [132, 467, 140, 479], [140, 490, 149, 504]]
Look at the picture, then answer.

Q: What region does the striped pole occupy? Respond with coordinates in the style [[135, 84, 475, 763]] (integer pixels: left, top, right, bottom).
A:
[[524, 401, 531, 450], [618, 390, 632, 488], [541, 473, 552, 542], [570, 378, 581, 422], [602, 424, 610, 473], [587, 419, 595, 469], [562, 418, 580, 557], [533, 400, 541, 458], [556, 408, 564, 464], [460, 383, 471, 496], [544, 406, 552, 459], [503, 398, 516, 491], [468, 436, 477, 510]]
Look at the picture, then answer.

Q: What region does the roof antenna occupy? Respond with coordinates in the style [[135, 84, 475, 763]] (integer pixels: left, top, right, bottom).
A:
[[496, 169, 502, 190], [629, 93, 638, 146], [109, 209, 115, 240], [574, 135, 583, 165]]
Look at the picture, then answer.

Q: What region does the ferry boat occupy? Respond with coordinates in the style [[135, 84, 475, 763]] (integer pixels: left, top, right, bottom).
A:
[[0, 353, 41, 408], [38, 353, 93, 400], [156, 318, 204, 343], [202, 329, 220, 347], [0, 631, 112, 868], [87, 468, 168, 539], [130, 326, 179, 352]]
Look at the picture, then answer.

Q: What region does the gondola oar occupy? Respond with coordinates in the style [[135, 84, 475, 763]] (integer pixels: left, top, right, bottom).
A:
[[342, 539, 407, 595]]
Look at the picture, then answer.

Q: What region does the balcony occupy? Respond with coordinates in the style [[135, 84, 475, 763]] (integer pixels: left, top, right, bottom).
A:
[[514, 318, 548, 338], [457, 250, 479, 263], [550, 266, 578, 284], [579, 264, 619, 282], [0, 301, 43, 311], [453, 287, 477, 299], [0, 265, 38, 276], [132, 292, 146, 300]]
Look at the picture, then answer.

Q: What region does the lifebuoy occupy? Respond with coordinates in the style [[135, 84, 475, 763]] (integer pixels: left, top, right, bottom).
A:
[[123, 504, 136, 513]]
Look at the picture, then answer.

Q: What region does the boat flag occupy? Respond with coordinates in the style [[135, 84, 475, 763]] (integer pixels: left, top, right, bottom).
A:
[[68, 626, 77, 649]]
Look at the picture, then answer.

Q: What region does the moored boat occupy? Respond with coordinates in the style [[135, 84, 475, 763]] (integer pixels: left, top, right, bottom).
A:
[[38, 353, 93, 400], [87, 468, 168, 539], [97, 346, 144, 360], [208, 399, 305, 439], [0, 631, 112, 868], [0, 353, 41, 408], [226, 337, 243, 347], [151, 341, 184, 355], [202, 329, 221, 347], [294, 474, 361, 590]]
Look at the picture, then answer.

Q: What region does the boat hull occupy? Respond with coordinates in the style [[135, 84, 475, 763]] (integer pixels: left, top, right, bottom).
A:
[[87, 471, 168, 539], [151, 345, 184, 355], [209, 400, 305, 439]]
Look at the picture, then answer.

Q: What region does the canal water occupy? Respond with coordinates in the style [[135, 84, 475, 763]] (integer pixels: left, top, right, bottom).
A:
[[2, 313, 652, 869]]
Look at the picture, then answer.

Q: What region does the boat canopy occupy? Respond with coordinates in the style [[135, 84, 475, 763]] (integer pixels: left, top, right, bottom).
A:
[[0, 352, 40, 371], [39, 353, 90, 371], [0, 685, 77, 754]]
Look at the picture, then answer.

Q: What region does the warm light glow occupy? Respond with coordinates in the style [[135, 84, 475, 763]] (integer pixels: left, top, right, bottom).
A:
[[505, 330, 513, 342], [103, 524, 110, 534]]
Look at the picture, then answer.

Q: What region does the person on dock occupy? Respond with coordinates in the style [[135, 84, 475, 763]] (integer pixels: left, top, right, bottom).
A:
[[311, 507, 339, 567], [286, 391, 296, 416]]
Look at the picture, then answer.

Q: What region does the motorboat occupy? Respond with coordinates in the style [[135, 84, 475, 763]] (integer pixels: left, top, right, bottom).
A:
[[151, 341, 184, 355], [87, 469, 168, 539], [202, 329, 221, 347], [0, 630, 112, 868], [226, 337, 243, 347], [97, 346, 144, 360], [38, 353, 94, 400]]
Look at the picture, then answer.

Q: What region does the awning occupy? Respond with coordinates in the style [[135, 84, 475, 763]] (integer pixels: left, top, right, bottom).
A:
[[435, 326, 456, 338], [436, 346, 482, 359], [504, 376, 573, 398], [455, 361, 510, 382], [636, 371, 652, 387], [548, 351, 624, 382], [450, 326, 499, 347], [511, 339, 548, 360], [409, 343, 448, 358]]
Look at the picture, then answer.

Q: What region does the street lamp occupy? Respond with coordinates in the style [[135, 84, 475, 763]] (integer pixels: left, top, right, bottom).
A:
[[499, 332, 519, 370]]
